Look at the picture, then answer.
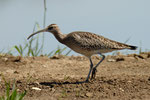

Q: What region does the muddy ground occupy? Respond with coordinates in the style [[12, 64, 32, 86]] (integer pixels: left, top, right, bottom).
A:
[[0, 52, 150, 100]]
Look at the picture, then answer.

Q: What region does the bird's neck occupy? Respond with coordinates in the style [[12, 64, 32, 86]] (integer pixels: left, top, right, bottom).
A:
[[52, 31, 66, 44]]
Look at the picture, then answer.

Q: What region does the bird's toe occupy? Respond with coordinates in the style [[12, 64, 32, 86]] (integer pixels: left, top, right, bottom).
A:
[[91, 68, 97, 80]]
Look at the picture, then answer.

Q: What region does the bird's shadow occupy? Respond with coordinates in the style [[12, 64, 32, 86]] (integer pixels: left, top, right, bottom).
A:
[[40, 80, 89, 87]]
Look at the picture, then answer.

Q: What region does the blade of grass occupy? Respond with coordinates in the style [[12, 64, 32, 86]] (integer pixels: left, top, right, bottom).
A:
[[124, 37, 131, 44], [6, 82, 10, 100], [19, 45, 23, 55], [18, 91, 27, 100], [65, 49, 72, 56], [30, 49, 35, 56], [27, 37, 35, 56], [60, 47, 67, 54], [0, 76, 27, 100], [34, 23, 40, 56], [22, 41, 28, 55], [10, 89, 17, 100], [0, 96, 5, 100], [41, 0, 47, 54], [27, 22, 39, 56], [14, 45, 22, 56], [54, 49, 61, 55], [46, 51, 54, 57]]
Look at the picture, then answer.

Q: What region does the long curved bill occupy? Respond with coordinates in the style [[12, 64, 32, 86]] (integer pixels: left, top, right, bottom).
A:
[[27, 28, 47, 40]]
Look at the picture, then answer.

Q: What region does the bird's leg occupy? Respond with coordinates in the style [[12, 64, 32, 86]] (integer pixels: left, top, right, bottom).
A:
[[91, 67, 97, 80], [85, 58, 93, 82], [91, 54, 105, 80]]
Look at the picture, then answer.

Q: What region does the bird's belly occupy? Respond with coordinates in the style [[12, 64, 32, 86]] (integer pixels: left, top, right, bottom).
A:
[[71, 48, 94, 57], [66, 45, 92, 57], [99, 49, 115, 53], [67, 44, 115, 57]]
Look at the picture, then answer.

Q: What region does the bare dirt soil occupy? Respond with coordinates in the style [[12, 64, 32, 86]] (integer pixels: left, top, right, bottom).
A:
[[0, 52, 150, 100]]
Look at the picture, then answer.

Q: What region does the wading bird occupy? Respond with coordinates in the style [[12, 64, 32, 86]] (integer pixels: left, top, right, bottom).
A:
[[27, 24, 137, 82]]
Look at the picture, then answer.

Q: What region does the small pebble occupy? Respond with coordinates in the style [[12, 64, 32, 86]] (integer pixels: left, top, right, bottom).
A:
[[32, 87, 41, 91], [86, 92, 93, 97], [107, 58, 116, 62], [3, 58, 8, 62], [119, 88, 124, 92], [6, 69, 15, 74]]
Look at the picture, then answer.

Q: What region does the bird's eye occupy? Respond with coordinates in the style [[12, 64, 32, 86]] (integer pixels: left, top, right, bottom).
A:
[[48, 27, 53, 30]]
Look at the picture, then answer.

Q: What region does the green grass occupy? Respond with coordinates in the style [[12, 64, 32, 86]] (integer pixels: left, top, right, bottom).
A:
[[11, 0, 46, 57], [44, 46, 72, 57], [13, 22, 43, 57], [13, 23, 72, 57], [14, 39, 72, 57], [0, 79, 26, 100], [11, 0, 71, 57]]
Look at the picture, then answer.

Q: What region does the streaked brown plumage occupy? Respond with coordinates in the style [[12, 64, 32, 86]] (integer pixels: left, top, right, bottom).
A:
[[27, 24, 137, 82], [62, 31, 136, 57]]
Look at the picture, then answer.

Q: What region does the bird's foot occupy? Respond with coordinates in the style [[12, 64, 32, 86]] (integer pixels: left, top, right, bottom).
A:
[[84, 79, 90, 83], [91, 68, 97, 80]]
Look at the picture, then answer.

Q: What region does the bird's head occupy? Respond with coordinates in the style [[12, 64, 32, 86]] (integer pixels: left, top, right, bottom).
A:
[[27, 24, 60, 40]]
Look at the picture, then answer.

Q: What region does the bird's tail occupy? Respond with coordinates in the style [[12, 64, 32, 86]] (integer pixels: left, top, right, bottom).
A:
[[128, 45, 137, 50]]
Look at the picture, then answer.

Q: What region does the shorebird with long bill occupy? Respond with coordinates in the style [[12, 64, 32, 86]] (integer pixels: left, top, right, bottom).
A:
[[27, 24, 137, 82]]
